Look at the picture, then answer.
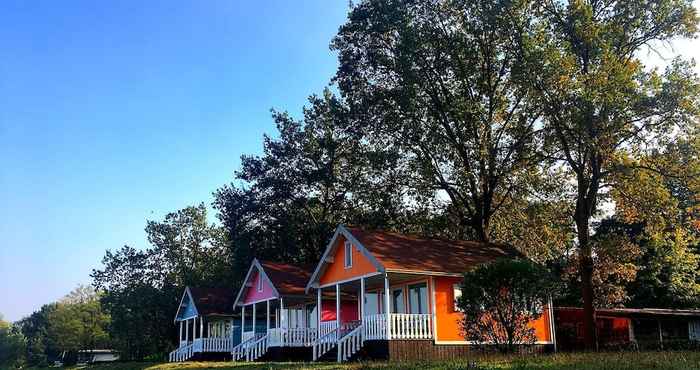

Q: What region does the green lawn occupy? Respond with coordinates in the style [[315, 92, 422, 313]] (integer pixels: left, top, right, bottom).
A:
[[64, 351, 700, 370]]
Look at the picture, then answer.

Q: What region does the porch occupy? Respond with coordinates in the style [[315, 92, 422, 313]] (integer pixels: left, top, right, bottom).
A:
[[310, 272, 436, 362], [169, 316, 238, 362]]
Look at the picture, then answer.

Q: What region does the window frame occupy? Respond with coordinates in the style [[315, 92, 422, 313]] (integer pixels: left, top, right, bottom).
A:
[[407, 282, 429, 314], [257, 272, 263, 292], [344, 241, 353, 269], [453, 283, 463, 312]]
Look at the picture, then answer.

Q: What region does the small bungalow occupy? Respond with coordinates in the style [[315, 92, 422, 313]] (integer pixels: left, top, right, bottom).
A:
[[168, 224, 557, 363], [304, 225, 556, 362], [555, 307, 700, 350], [169, 287, 238, 362], [230, 259, 314, 361]]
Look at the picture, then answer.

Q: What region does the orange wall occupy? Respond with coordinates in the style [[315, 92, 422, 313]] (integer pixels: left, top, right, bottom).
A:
[[319, 234, 378, 286], [433, 276, 552, 343]]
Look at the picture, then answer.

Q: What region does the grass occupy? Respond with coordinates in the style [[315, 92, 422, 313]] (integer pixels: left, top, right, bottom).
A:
[[63, 352, 700, 370]]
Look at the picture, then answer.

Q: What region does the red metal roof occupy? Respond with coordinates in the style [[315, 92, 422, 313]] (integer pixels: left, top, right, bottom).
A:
[[346, 227, 523, 275], [556, 306, 700, 319], [188, 287, 236, 316], [259, 260, 312, 296]]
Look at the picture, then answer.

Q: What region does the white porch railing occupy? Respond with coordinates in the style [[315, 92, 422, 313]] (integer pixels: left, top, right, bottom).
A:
[[168, 342, 193, 362], [312, 328, 337, 361], [319, 320, 338, 337], [193, 337, 234, 352], [389, 313, 432, 339], [242, 330, 255, 343], [245, 334, 268, 361], [268, 327, 317, 347], [364, 314, 386, 340], [364, 313, 433, 340], [232, 333, 264, 361], [337, 324, 363, 362]]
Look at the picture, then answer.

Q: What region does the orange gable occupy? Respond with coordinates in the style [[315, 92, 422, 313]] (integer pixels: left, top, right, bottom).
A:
[[319, 234, 379, 286]]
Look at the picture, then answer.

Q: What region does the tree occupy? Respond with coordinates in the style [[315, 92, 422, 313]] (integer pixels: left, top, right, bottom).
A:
[[16, 303, 59, 367], [92, 204, 230, 360], [333, 0, 545, 241], [44, 288, 111, 358], [457, 259, 556, 352], [0, 314, 26, 369], [612, 134, 700, 308], [524, 0, 700, 347], [214, 90, 413, 275]]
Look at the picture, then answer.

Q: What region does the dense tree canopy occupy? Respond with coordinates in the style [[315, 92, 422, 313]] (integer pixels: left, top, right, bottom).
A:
[[522, 0, 700, 347], [92, 204, 230, 360]]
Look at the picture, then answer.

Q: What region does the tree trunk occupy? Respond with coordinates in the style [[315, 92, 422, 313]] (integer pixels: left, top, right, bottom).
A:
[[575, 196, 597, 350]]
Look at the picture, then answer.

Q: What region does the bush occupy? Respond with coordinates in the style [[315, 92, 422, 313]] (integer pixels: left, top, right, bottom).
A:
[[457, 259, 557, 352]]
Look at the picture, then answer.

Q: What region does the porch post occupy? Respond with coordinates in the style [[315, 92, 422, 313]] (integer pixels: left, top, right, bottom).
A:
[[179, 320, 183, 345], [266, 300, 270, 331], [200, 316, 204, 339], [360, 277, 365, 322], [317, 287, 322, 331], [384, 273, 391, 340], [335, 284, 341, 331], [185, 318, 190, 342], [241, 305, 245, 342], [280, 298, 285, 328]]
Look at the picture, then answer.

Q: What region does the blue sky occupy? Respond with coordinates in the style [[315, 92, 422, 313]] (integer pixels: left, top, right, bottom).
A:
[[1, 1, 699, 323], [0, 0, 349, 321]]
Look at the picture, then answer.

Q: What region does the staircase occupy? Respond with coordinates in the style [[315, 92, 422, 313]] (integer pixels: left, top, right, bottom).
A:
[[337, 325, 363, 362], [312, 324, 365, 363], [245, 334, 269, 361], [168, 342, 194, 362], [231, 334, 259, 361], [312, 328, 337, 361]]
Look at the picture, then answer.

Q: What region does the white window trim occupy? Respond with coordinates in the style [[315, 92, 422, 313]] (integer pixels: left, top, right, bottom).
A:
[[344, 241, 353, 269], [453, 283, 463, 312], [257, 273, 263, 292]]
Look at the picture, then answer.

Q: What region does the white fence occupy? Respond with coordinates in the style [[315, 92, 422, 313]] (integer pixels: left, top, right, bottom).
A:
[[319, 320, 338, 338], [268, 327, 317, 347], [363, 314, 432, 340]]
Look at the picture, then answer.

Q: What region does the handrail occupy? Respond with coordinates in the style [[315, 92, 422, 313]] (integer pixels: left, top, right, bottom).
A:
[[168, 342, 193, 362], [245, 334, 268, 361], [312, 328, 337, 361], [337, 324, 363, 362], [231, 334, 261, 361]]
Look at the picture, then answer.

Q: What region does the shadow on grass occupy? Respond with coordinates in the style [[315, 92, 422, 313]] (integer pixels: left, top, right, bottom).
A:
[[69, 351, 700, 370]]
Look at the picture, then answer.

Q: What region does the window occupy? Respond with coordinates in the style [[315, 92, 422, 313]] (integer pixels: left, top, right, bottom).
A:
[[453, 284, 462, 312], [344, 241, 353, 268], [365, 292, 380, 315], [257, 273, 263, 292], [392, 288, 406, 313], [408, 283, 428, 314]]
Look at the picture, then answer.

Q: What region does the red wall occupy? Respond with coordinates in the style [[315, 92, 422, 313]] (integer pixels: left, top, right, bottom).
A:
[[320, 299, 359, 323], [242, 270, 277, 304]]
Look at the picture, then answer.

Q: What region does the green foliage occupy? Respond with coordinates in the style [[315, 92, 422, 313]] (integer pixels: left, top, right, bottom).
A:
[[457, 259, 556, 352], [0, 315, 26, 369], [92, 204, 230, 360], [213, 90, 416, 277], [332, 0, 547, 242]]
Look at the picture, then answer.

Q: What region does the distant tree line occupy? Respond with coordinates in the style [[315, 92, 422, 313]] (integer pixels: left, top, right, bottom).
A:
[[4, 0, 699, 365]]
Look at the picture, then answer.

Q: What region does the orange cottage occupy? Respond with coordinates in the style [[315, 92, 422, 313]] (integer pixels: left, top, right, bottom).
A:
[[305, 225, 556, 361]]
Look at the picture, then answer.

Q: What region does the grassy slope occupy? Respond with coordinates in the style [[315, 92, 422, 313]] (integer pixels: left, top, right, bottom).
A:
[[63, 352, 700, 370]]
